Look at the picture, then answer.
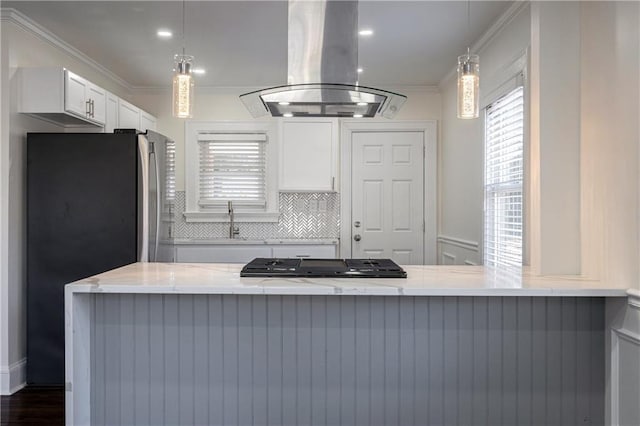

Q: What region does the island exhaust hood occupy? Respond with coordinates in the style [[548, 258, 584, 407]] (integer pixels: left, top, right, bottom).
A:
[[240, 0, 406, 118]]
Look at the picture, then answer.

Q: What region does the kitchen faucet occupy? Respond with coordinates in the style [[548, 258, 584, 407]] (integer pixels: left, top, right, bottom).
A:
[[228, 201, 240, 239]]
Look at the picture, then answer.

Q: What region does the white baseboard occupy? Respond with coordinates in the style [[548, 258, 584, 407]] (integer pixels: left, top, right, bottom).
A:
[[0, 358, 26, 395]]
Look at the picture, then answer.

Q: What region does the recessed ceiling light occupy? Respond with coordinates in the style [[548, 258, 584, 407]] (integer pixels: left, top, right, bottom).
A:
[[353, 114, 364, 118], [157, 30, 173, 38], [192, 68, 206, 75], [357, 102, 368, 106], [357, 68, 364, 73], [359, 29, 373, 36], [278, 102, 290, 106], [283, 113, 294, 118]]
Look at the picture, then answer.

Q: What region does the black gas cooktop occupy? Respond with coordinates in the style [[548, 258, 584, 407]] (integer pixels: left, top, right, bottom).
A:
[[240, 258, 407, 278]]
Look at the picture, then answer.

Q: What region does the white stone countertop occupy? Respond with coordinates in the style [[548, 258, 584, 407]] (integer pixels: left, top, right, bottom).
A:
[[65, 262, 630, 297], [169, 238, 339, 245]]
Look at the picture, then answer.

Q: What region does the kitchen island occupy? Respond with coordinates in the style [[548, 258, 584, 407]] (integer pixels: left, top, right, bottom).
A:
[[65, 262, 634, 426]]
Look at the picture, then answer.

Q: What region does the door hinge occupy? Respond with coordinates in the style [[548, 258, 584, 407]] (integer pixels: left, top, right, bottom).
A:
[[423, 220, 425, 233], [423, 146, 426, 157]]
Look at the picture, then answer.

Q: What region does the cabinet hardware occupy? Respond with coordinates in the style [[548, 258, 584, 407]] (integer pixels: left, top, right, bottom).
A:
[[90, 99, 95, 118], [331, 177, 335, 191], [86, 100, 91, 116]]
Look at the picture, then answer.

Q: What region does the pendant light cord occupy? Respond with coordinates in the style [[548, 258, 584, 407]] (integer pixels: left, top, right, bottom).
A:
[[466, 0, 471, 60], [182, 0, 186, 56]]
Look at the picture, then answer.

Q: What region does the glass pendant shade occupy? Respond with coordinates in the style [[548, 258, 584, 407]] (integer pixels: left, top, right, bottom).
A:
[[457, 53, 480, 119], [173, 54, 194, 118]]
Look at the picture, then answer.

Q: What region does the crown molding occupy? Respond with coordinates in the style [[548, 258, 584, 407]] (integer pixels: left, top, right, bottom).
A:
[[438, 0, 530, 89], [0, 8, 133, 92]]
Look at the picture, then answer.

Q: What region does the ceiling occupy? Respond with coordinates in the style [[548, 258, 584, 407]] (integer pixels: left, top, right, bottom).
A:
[[3, 0, 513, 89]]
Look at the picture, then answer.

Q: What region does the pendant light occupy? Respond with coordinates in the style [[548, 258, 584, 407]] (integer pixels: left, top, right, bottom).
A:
[[457, 0, 479, 119], [172, 0, 194, 118]]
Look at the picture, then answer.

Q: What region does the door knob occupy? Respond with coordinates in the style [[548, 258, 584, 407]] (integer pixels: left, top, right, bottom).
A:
[[354, 234, 361, 242]]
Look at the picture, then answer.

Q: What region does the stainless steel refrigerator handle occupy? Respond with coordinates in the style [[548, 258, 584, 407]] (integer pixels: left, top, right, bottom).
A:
[[150, 149, 161, 262]]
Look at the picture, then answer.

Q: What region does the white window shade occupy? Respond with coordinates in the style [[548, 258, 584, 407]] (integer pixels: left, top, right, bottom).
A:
[[165, 138, 176, 202], [197, 133, 267, 208], [484, 86, 524, 268]]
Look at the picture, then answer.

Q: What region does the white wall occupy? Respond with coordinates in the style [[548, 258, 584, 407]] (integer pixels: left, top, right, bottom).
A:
[[579, 1, 639, 289], [131, 86, 441, 192], [0, 13, 133, 394], [438, 3, 530, 266]]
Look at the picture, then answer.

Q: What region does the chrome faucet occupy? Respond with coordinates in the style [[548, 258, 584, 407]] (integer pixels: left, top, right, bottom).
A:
[[228, 201, 240, 238]]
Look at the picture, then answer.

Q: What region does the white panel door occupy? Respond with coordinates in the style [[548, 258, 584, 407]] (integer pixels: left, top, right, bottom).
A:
[[351, 131, 424, 264]]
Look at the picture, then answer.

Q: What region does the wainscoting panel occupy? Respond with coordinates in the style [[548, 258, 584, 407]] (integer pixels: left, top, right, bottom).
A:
[[91, 295, 605, 426], [437, 235, 480, 265], [607, 293, 640, 426]]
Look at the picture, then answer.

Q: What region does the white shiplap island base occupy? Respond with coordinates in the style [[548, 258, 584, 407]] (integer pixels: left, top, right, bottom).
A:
[[65, 263, 629, 426]]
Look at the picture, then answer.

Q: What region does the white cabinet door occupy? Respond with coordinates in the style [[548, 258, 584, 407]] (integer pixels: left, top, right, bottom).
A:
[[272, 245, 337, 259], [118, 99, 140, 130], [64, 70, 105, 125], [279, 119, 339, 191], [139, 110, 157, 132], [104, 92, 118, 133], [86, 82, 106, 125], [64, 70, 89, 118]]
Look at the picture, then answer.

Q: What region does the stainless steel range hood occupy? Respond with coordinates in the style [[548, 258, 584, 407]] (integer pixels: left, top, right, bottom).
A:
[[240, 0, 406, 119]]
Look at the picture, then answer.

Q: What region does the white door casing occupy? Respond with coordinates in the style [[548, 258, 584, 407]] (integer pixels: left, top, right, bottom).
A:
[[340, 121, 437, 265]]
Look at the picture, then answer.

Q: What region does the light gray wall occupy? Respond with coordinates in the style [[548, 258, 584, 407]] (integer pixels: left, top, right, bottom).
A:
[[91, 294, 606, 426], [438, 4, 531, 267]]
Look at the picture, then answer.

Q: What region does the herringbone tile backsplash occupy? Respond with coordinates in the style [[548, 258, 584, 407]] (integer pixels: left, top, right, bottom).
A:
[[171, 192, 340, 239]]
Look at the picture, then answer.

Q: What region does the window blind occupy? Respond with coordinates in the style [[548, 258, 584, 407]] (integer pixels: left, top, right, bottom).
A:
[[165, 138, 176, 202], [197, 133, 267, 208], [484, 86, 524, 268]]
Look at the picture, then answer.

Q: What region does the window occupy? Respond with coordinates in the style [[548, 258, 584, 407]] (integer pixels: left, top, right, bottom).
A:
[[165, 138, 176, 203], [484, 86, 524, 268], [184, 121, 279, 222], [197, 133, 266, 208]]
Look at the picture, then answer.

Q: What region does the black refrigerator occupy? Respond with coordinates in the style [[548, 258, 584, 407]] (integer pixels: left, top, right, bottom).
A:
[[26, 130, 172, 384]]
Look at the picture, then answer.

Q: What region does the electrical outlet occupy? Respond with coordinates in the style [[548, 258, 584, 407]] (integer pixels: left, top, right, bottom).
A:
[[318, 199, 327, 212], [295, 199, 306, 211], [309, 200, 318, 212]]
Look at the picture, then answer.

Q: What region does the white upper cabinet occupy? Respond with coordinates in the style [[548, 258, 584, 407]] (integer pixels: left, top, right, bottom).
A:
[[139, 110, 157, 132], [116, 99, 157, 132], [104, 92, 118, 133], [279, 118, 339, 192], [19, 67, 157, 132], [86, 81, 106, 124], [63, 70, 89, 118], [19, 67, 106, 126], [117, 99, 140, 130], [62, 69, 105, 125]]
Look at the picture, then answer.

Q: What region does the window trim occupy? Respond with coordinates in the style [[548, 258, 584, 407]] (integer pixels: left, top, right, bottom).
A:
[[184, 121, 279, 223]]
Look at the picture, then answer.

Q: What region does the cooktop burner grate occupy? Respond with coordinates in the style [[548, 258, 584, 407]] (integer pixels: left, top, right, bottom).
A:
[[240, 258, 407, 278]]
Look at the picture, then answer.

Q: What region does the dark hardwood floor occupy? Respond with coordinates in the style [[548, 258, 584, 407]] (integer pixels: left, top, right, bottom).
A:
[[0, 386, 64, 426]]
